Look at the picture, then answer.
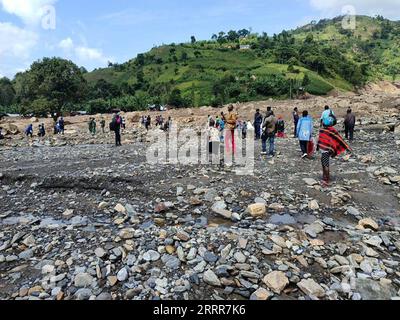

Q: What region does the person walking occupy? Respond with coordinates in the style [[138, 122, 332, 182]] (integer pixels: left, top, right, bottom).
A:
[[208, 119, 221, 164], [317, 107, 350, 187], [261, 111, 277, 157], [293, 107, 300, 138], [344, 108, 356, 141], [254, 109, 263, 140], [58, 117, 65, 135], [110, 112, 122, 146], [225, 105, 238, 165], [100, 117, 106, 134], [25, 124, 33, 138], [297, 110, 313, 159]]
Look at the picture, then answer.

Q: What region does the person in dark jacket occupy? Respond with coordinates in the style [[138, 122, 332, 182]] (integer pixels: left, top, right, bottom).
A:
[[58, 117, 65, 135], [344, 108, 356, 142], [38, 124, 46, 137], [254, 109, 263, 140], [25, 124, 33, 138], [112, 113, 122, 146], [293, 107, 300, 138]]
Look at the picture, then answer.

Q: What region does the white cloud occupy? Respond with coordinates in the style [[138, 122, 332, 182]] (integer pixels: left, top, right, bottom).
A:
[[0, 0, 57, 25], [309, 0, 400, 19], [58, 37, 111, 65], [75, 46, 109, 64], [0, 22, 38, 58], [58, 37, 74, 50]]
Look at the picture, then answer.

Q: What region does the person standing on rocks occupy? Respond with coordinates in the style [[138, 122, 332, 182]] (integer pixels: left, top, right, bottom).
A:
[[25, 124, 33, 138], [344, 108, 356, 142], [254, 109, 263, 140], [276, 116, 286, 138], [297, 110, 313, 159], [317, 107, 350, 187], [293, 107, 300, 138], [110, 112, 122, 146], [225, 105, 238, 165], [38, 124, 46, 138], [100, 117, 106, 134], [261, 110, 277, 157], [58, 117, 65, 135], [145, 115, 151, 131], [208, 119, 220, 164], [91, 118, 97, 136], [0, 127, 4, 140]]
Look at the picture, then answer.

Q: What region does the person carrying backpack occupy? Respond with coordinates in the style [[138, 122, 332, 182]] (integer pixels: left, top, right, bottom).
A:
[[297, 110, 313, 159], [317, 106, 350, 187], [261, 111, 277, 157]]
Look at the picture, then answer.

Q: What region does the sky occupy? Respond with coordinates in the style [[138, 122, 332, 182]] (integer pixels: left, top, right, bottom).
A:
[[1, 0, 400, 79]]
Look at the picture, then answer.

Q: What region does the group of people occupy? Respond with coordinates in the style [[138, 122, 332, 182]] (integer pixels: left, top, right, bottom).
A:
[[207, 104, 354, 186], [53, 117, 65, 135], [271, 105, 354, 186], [142, 115, 172, 132]]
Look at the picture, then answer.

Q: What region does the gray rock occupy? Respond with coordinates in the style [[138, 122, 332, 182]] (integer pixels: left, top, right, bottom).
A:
[[75, 288, 92, 300], [143, 250, 161, 262], [117, 268, 128, 282], [355, 279, 397, 300], [203, 270, 221, 287], [74, 273, 94, 288]]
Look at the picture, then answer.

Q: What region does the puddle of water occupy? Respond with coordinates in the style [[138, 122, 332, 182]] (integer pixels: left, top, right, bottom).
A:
[[2, 214, 36, 225], [268, 214, 296, 225], [268, 213, 317, 226]]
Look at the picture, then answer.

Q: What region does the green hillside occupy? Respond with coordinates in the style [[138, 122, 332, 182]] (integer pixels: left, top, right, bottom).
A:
[[1, 15, 400, 115]]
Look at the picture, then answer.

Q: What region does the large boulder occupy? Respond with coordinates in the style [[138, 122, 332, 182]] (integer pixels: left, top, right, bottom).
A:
[[2, 123, 20, 135]]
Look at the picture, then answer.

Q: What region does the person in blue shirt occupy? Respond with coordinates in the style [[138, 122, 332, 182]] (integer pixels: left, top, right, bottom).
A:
[[320, 105, 336, 128], [297, 110, 313, 159], [25, 124, 33, 138]]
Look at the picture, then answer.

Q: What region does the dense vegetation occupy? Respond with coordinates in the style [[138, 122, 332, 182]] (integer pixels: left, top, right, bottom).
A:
[[1, 15, 399, 116]]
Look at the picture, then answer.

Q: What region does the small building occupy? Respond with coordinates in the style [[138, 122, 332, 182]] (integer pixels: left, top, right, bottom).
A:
[[240, 45, 251, 50]]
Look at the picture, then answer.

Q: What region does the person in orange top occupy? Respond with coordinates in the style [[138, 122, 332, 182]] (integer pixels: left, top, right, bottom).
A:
[[225, 105, 238, 165]]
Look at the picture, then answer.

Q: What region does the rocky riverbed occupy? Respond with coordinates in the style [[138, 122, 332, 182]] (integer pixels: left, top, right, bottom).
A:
[[1, 110, 400, 300]]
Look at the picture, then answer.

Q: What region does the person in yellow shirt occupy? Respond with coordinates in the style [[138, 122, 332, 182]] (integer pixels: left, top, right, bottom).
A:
[[225, 105, 238, 164]]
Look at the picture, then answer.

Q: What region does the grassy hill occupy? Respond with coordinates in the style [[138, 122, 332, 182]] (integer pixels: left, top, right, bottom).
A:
[[81, 15, 400, 110], [2, 15, 400, 115]]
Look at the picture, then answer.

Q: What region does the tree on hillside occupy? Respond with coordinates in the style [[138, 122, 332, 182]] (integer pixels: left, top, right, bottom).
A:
[[136, 54, 145, 66], [387, 64, 400, 82], [302, 74, 311, 89], [0, 77, 15, 107], [167, 88, 185, 107], [93, 79, 120, 100], [238, 29, 250, 38], [227, 30, 239, 42], [14, 57, 87, 117], [191, 36, 196, 44]]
